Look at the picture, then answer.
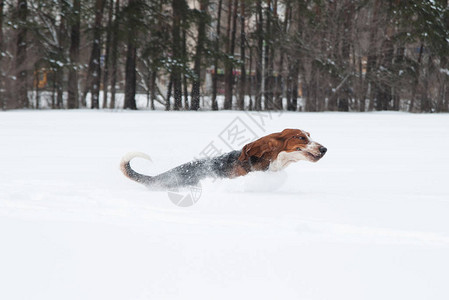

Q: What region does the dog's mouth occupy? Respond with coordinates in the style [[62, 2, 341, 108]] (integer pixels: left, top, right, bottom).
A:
[[306, 152, 323, 162], [303, 151, 324, 162], [296, 145, 326, 162]]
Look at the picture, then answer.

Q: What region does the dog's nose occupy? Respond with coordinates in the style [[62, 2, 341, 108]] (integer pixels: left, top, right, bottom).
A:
[[319, 147, 327, 155]]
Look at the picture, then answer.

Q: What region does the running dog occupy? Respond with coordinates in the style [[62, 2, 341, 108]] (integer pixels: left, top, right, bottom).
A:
[[120, 129, 327, 190]]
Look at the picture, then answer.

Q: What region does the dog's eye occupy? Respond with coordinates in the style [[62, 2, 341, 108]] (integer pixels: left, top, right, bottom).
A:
[[296, 136, 305, 140], [296, 147, 302, 151]]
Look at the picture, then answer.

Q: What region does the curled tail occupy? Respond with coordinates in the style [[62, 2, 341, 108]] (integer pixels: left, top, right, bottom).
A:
[[120, 152, 154, 187], [120, 151, 228, 190]]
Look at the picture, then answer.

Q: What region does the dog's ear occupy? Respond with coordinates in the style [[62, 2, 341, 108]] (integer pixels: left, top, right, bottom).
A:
[[238, 143, 252, 161], [238, 139, 276, 162]]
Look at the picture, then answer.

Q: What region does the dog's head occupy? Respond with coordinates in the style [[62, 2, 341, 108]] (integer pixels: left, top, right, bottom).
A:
[[238, 129, 327, 170], [279, 128, 327, 162]]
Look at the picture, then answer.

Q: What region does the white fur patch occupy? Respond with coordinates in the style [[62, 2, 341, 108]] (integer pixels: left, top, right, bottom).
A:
[[269, 151, 308, 172]]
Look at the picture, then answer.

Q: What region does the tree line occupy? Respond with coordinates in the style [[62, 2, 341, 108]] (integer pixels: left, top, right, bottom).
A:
[[0, 0, 448, 112]]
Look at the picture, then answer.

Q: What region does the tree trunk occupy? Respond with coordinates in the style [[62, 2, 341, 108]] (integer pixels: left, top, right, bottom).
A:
[[56, 68, 64, 109], [34, 65, 40, 109], [255, 0, 263, 111], [223, 0, 232, 109], [248, 45, 253, 110], [275, 1, 288, 111], [392, 46, 405, 111], [83, 0, 105, 109], [67, 0, 80, 109], [286, 1, 300, 111], [291, 62, 299, 111], [91, 0, 105, 109], [237, 0, 246, 110], [166, 75, 173, 111], [56, 7, 66, 109], [420, 57, 432, 112], [171, 0, 184, 110], [124, 37, 137, 109], [15, 0, 28, 109], [409, 44, 424, 112], [365, 0, 380, 112], [358, 52, 365, 111], [445, 80, 449, 112], [182, 26, 189, 109], [109, 0, 120, 109], [150, 70, 156, 110], [224, 0, 238, 110], [190, 0, 208, 110], [264, 0, 273, 110], [306, 64, 318, 112], [211, 0, 222, 111], [124, 0, 138, 110], [420, 75, 431, 112], [0, 0, 5, 109], [375, 36, 394, 111], [146, 72, 151, 108], [337, 1, 354, 112], [51, 73, 56, 109], [286, 63, 292, 111], [275, 53, 284, 110], [183, 73, 189, 109], [102, 0, 114, 109], [437, 57, 448, 112]]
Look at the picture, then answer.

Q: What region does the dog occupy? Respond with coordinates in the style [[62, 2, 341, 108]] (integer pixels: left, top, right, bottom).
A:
[[120, 128, 327, 190]]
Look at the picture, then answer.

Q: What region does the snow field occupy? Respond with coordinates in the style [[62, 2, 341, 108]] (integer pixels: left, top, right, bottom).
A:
[[0, 110, 448, 300]]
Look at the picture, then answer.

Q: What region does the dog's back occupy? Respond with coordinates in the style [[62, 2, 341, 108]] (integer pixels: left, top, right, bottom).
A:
[[120, 151, 242, 190]]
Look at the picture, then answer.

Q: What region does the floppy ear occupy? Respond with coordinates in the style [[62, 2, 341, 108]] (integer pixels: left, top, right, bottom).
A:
[[238, 139, 276, 162]]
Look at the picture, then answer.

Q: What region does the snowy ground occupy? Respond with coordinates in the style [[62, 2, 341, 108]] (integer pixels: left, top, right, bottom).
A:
[[1, 110, 448, 300]]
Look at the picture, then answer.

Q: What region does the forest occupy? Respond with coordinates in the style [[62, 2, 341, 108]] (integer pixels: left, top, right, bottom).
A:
[[0, 0, 448, 112]]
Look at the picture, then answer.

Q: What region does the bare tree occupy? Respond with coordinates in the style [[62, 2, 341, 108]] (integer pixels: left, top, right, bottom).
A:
[[102, 0, 114, 109], [109, 0, 120, 109], [182, 26, 189, 109], [254, 0, 263, 110], [264, 0, 274, 110], [67, 0, 81, 109], [171, 0, 185, 110], [211, 0, 223, 111], [237, 0, 246, 110], [223, 0, 238, 109], [123, 0, 138, 110], [274, 0, 286, 110], [82, 0, 105, 109], [0, 0, 5, 109], [15, 0, 29, 109], [191, 0, 209, 111]]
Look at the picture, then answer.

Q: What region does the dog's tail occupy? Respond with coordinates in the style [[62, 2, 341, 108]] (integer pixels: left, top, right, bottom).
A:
[[120, 152, 154, 187]]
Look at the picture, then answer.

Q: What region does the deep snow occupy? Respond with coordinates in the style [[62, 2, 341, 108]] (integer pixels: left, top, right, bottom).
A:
[[0, 110, 448, 300]]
